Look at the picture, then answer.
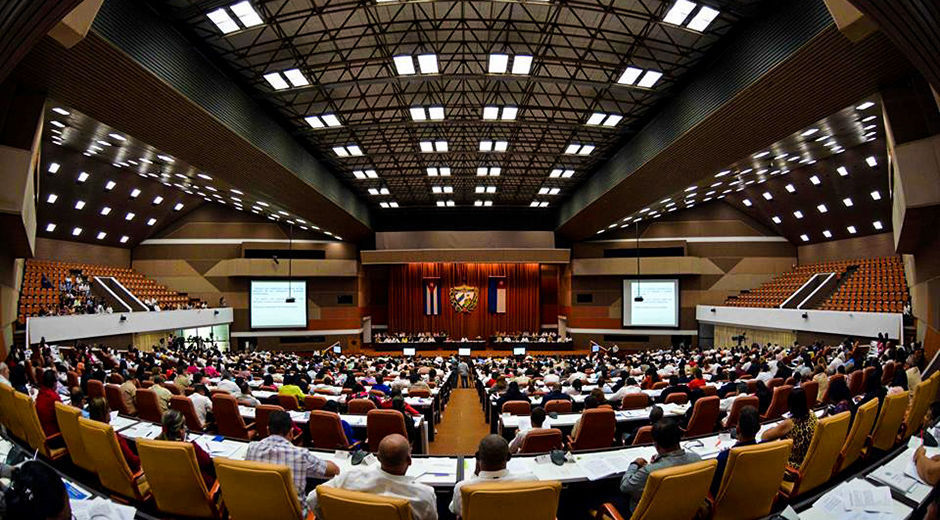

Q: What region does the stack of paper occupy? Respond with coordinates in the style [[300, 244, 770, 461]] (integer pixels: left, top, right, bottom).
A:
[[110, 416, 138, 431], [575, 451, 634, 481], [809, 479, 906, 519], [119, 423, 161, 440], [71, 497, 137, 520]]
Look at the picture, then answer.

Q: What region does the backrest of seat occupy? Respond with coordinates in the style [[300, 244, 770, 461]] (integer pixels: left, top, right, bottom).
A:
[[763, 385, 792, 420], [571, 408, 616, 451], [792, 411, 850, 497], [213, 393, 249, 439], [78, 417, 138, 499], [882, 362, 896, 384], [847, 371, 864, 396], [544, 400, 572, 414], [214, 458, 302, 520], [502, 400, 531, 415], [461, 480, 561, 520], [664, 393, 688, 405], [162, 382, 183, 396], [0, 384, 24, 440], [135, 388, 162, 422], [105, 384, 131, 415], [835, 398, 879, 474], [304, 395, 327, 411], [903, 378, 936, 441], [408, 389, 431, 398], [684, 396, 719, 437], [276, 394, 300, 411], [317, 485, 411, 520], [256, 404, 284, 439], [519, 429, 563, 453], [869, 391, 909, 451], [367, 409, 407, 452], [621, 393, 649, 410], [631, 460, 717, 520], [652, 381, 668, 390], [137, 439, 214, 518], [309, 410, 350, 449], [802, 381, 819, 408], [767, 378, 784, 391], [67, 371, 80, 388], [632, 425, 653, 445], [87, 379, 105, 399], [821, 374, 845, 404], [169, 395, 204, 432], [54, 402, 95, 473], [712, 440, 792, 520], [725, 396, 759, 429], [13, 392, 46, 454], [347, 398, 377, 414]]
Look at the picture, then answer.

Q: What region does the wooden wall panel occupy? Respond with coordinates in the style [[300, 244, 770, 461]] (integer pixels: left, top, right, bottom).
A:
[[797, 232, 896, 264], [35, 237, 130, 267]]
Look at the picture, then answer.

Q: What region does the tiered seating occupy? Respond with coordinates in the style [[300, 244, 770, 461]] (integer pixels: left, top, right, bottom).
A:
[[724, 260, 852, 308], [19, 259, 200, 322], [820, 256, 909, 312]]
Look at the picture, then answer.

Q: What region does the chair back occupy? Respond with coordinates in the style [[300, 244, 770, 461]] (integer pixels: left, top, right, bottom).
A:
[[0, 384, 24, 440], [170, 395, 204, 432], [276, 394, 300, 411], [684, 396, 719, 437], [712, 441, 792, 520], [67, 371, 80, 388], [903, 377, 939, 441], [834, 398, 878, 474], [214, 458, 303, 520], [502, 400, 531, 415], [664, 393, 688, 405], [570, 408, 616, 451], [652, 381, 668, 390], [869, 391, 909, 451], [544, 400, 572, 414], [408, 389, 431, 398], [77, 417, 146, 500], [105, 383, 132, 415], [213, 393, 253, 440], [821, 374, 845, 404], [632, 425, 653, 445], [702, 386, 717, 396], [256, 404, 284, 439], [367, 409, 408, 451], [786, 411, 851, 498], [847, 371, 864, 396], [316, 485, 411, 520], [162, 382, 184, 396], [13, 392, 55, 457], [108, 373, 124, 384], [135, 388, 163, 422], [137, 439, 217, 519], [54, 402, 96, 473], [801, 381, 819, 409], [762, 385, 792, 420], [630, 460, 717, 520], [621, 393, 649, 410], [460, 480, 561, 520], [519, 429, 563, 453], [725, 396, 759, 429], [304, 395, 327, 411], [767, 378, 784, 391], [881, 361, 896, 385], [347, 398, 377, 414], [309, 411, 352, 449], [87, 379, 105, 399]]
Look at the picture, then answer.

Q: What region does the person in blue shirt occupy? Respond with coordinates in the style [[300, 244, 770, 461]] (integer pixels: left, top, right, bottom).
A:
[[710, 405, 760, 496], [539, 383, 572, 408], [69, 388, 90, 418]]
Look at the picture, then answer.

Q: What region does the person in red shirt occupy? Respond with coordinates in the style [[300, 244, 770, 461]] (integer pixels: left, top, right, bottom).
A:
[[35, 369, 61, 436], [688, 368, 707, 391]]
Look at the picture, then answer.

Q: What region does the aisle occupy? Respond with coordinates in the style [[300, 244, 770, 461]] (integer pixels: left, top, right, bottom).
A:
[[429, 387, 490, 455]]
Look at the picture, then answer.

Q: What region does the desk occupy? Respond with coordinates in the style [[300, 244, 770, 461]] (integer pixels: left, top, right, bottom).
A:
[[497, 405, 689, 439]]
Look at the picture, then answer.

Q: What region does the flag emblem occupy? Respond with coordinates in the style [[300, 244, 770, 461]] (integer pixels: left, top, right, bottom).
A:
[[488, 276, 507, 313], [423, 278, 441, 315], [449, 285, 479, 313]]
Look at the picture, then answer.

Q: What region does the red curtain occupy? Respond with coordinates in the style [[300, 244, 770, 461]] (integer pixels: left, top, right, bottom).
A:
[[388, 263, 540, 338]]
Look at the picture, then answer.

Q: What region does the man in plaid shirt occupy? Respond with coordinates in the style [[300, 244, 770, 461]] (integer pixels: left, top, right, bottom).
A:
[[246, 410, 340, 498]]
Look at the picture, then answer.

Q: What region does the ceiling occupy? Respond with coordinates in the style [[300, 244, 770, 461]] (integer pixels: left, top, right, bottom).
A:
[[595, 97, 893, 244], [38, 102, 345, 245], [149, 0, 767, 209]]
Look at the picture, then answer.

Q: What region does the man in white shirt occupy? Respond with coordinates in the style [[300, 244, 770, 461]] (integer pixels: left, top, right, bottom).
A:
[[308, 434, 437, 520], [0, 362, 9, 386], [188, 384, 213, 427], [216, 373, 239, 394], [450, 435, 537, 515], [508, 407, 552, 454]]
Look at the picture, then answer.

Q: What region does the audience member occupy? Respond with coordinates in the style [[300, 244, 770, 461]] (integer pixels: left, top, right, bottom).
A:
[[619, 419, 702, 514], [761, 388, 817, 469], [34, 369, 61, 436], [157, 410, 215, 486], [710, 406, 760, 495], [450, 435, 536, 514], [3, 461, 71, 520], [87, 397, 140, 471]]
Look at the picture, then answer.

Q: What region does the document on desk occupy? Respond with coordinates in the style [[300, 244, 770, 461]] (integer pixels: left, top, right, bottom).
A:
[[120, 422, 162, 440], [288, 410, 310, 423], [195, 437, 244, 459], [408, 458, 458, 485], [110, 416, 138, 432], [71, 497, 137, 520], [238, 405, 256, 419], [575, 452, 633, 481], [868, 466, 917, 494], [529, 460, 586, 481]]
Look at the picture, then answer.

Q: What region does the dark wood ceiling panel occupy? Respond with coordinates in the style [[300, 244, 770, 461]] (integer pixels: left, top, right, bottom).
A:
[[0, 0, 83, 82]]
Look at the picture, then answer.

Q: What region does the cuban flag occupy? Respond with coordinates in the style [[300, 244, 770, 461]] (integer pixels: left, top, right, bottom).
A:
[[423, 278, 441, 315], [488, 276, 507, 314]]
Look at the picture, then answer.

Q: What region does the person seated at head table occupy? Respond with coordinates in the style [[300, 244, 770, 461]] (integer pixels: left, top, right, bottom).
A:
[[246, 410, 340, 501], [711, 406, 760, 495], [87, 396, 140, 471], [451, 434, 537, 515], [157, 409, 215, 487], [618, 418, 703, 515], [307, 433, 437, 520]]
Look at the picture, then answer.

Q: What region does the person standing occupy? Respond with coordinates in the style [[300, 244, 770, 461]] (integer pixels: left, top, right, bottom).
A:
[[458, 359, 470, 388]]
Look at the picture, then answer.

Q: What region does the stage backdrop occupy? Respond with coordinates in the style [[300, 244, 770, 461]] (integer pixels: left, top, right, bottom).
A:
[[388, 263, 540, 339]]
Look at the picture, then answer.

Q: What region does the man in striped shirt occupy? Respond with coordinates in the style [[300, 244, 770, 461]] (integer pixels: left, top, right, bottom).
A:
[[245, 410, 340, 499]]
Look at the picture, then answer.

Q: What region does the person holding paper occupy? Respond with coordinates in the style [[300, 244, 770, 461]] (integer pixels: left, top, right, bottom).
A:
[[509, 407, 551, 454], [618, 419, 702, 515], [308, 434, 437, 520], [450, 435, 536, 515]]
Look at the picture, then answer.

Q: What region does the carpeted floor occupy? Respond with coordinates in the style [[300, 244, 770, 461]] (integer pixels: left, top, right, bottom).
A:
[[428, 387, 490, 455]]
